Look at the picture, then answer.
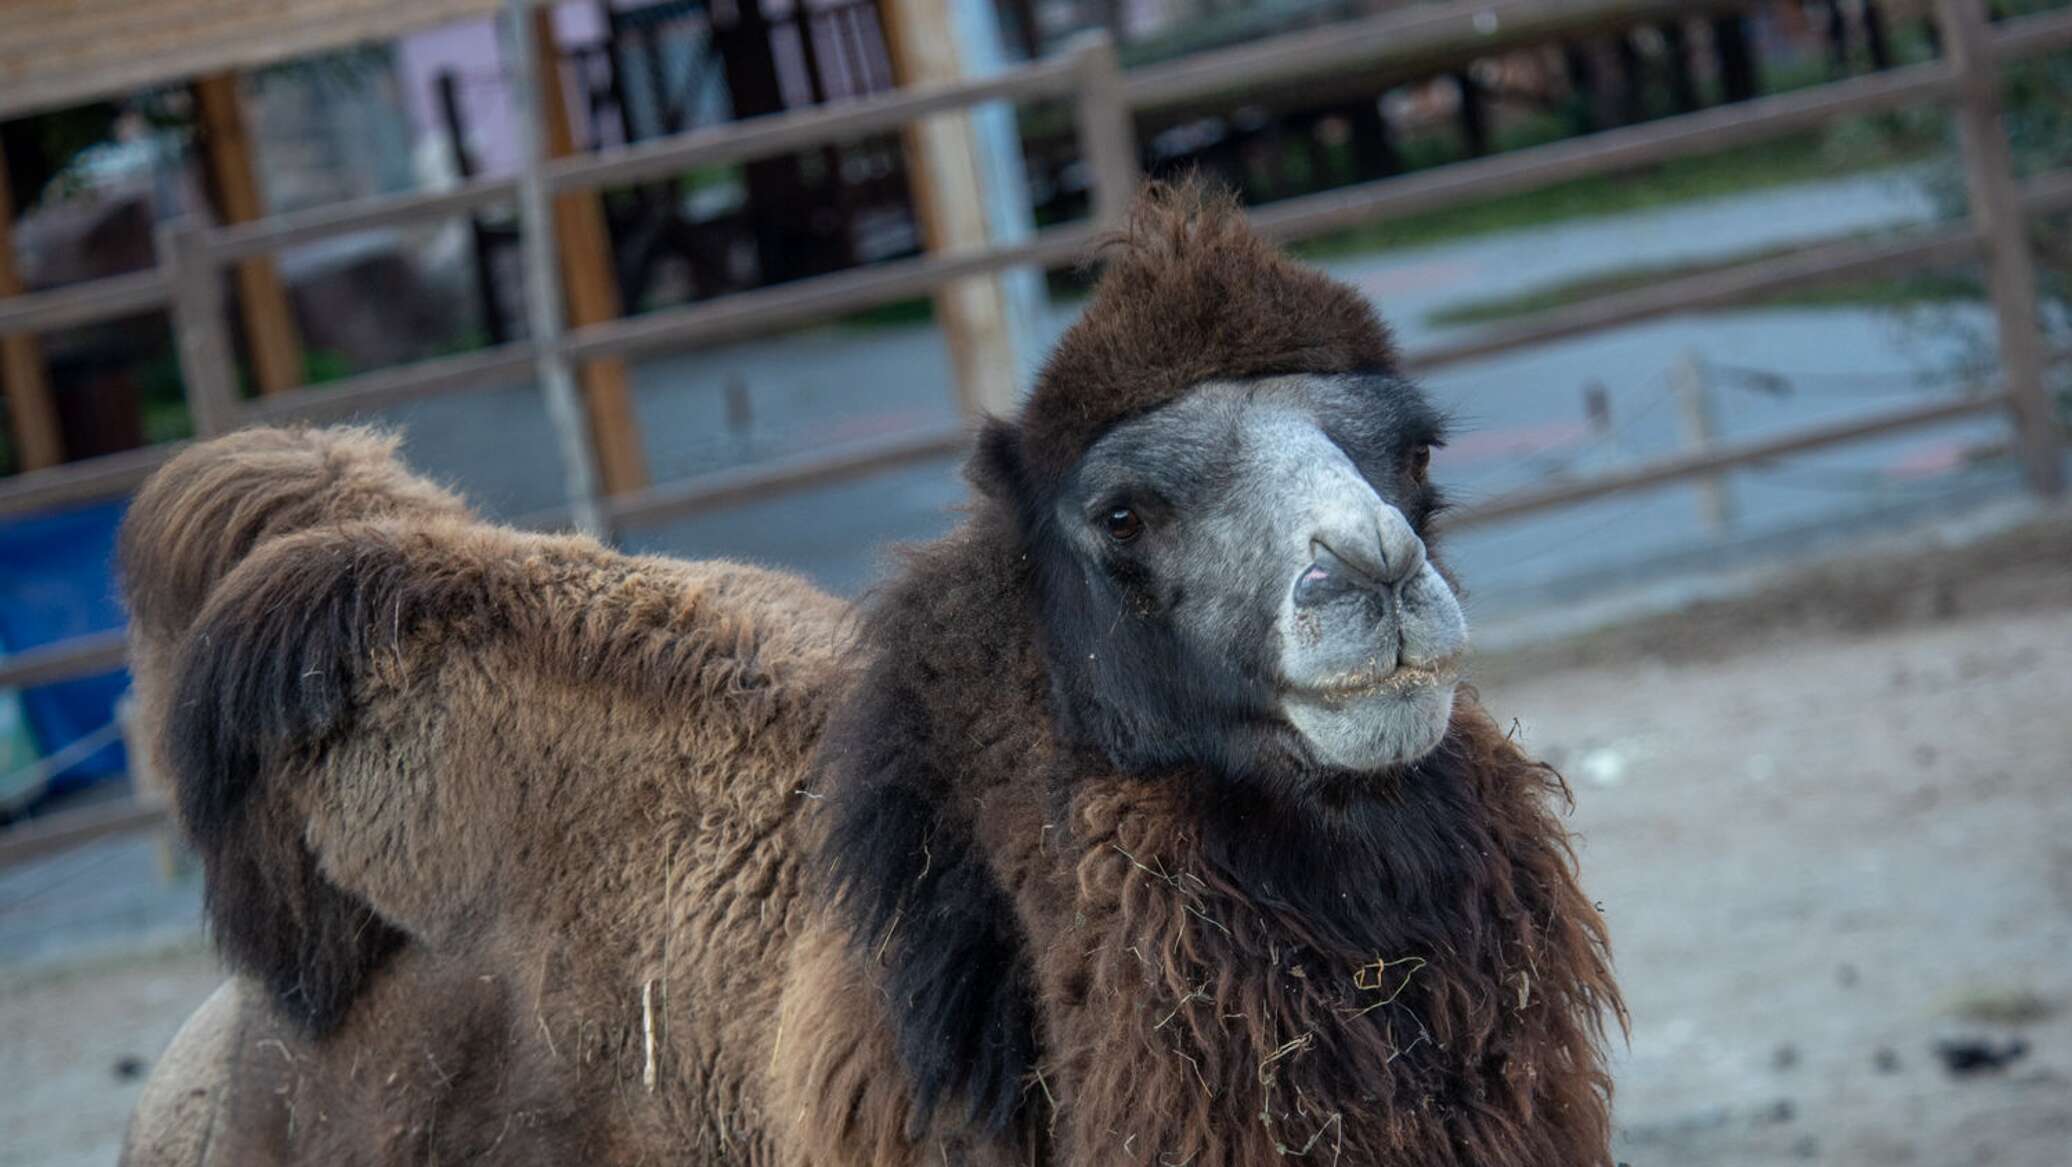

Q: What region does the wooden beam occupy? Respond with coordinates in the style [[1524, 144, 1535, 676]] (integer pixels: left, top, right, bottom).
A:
[[0, 0, 507, 122], [530, 8, 647, 496], [878, 0, 1022, 418], [193, 72, 305, 396], [0, 145, 63, 471]]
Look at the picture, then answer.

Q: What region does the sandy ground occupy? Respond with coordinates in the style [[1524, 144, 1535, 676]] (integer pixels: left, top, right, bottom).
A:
[[3, 512, 2068, 1166], [0, 937, 220, 1166], [1502, 597, 2072, 1165]]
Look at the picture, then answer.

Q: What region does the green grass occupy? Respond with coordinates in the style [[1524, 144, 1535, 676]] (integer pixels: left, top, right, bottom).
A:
[[1423, 237, 1985, 330], [832, 296, 938, 329]]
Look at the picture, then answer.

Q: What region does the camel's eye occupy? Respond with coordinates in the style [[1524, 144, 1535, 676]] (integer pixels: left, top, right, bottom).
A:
[[1407, 445, 1432, 484], [1104, 507, 1144, 544]]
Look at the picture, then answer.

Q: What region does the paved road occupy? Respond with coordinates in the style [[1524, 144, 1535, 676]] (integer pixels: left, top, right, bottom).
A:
[[369, 165, 2029, 609]]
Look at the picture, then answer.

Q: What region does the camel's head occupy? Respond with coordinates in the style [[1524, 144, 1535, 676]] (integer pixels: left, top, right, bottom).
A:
[[974, 182, 1467, 793]]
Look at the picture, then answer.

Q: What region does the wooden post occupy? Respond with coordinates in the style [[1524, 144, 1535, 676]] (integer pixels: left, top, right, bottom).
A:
[[159, 221, 240, 438], [529, 7, 649, 497], [1671, 350, 1734, 535], [0, 148, 63, 471], [192, 73, 306, 397], [502, 0, 609, 540], [1936, 0, 2064, 496], [880, 0, 1025, 418]]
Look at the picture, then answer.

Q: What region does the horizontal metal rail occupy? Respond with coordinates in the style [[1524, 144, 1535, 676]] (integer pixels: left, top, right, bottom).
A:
[[1255, 58, 1961, 244], [0, 629, 127, 691], [1990, 6, 2072, 62], [1408, 224, 1988, 372], [0, 269, 170, 338], [543, 51, 1086, 195], [202, 47, 1088, 265], [0, 797, 169, 872], [607, 423, 974, 530], [0, 442, 182, 522], [563, 224, 1099, 364], [207, 179, 520, 264], [1125, 0, 1754, 114], [1442, 393, 2011, 530], [240, 342, 540, 426], [1408, 168, 2072, 373]]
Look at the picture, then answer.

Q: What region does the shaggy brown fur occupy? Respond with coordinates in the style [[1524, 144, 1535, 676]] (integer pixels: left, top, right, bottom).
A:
[[123, 184, 1619, 1166]]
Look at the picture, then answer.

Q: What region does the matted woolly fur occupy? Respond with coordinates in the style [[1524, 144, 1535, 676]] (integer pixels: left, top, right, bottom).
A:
[[122, 185, 1620, 1167]]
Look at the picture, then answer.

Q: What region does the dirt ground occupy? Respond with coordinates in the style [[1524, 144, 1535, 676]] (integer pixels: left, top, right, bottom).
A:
[[3, 510, 2068, 1167]]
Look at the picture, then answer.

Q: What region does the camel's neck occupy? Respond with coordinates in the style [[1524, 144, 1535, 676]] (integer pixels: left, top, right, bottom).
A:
[[1002, 714, 1619, 1167], [828, 516, 1616, 1163]]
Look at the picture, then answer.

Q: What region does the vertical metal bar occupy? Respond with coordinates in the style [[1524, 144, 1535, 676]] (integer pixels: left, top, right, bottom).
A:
[[158, 220, 241, 438], [500, 0, 610, 539], [1070, 33, 1139, 234], [1936, 0, 2063, 496], [1672, 350, 1734, 536]]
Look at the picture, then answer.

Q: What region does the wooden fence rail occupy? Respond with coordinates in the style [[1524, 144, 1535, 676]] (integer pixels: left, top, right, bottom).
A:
[[0, 1, 2067, 748]]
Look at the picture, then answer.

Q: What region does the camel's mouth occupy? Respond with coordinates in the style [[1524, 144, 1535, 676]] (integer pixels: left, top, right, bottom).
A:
[[1284, 657, 1461, 704]]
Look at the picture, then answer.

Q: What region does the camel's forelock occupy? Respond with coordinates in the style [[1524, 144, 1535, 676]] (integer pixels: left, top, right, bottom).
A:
[[1013, 179, 1397, 489]]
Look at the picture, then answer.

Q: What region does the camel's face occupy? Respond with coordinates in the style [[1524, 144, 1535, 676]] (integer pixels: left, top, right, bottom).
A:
[[1043, 373, 1465, 782]]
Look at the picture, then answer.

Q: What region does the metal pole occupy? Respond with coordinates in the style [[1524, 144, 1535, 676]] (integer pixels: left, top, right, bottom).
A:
[[158, 220, 241, 438], [500, 0, 610, 539], [1071, 33, 1140, 235], [1935, 0, 2063, 497], [1671, 350, 1734, 536]]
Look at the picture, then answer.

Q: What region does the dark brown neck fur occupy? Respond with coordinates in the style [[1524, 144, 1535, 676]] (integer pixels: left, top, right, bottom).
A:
[[820, 509, 1620, 1165]]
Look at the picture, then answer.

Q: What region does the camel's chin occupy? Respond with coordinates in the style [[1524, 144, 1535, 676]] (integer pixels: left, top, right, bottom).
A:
[[1284, 678, 1458, 774]]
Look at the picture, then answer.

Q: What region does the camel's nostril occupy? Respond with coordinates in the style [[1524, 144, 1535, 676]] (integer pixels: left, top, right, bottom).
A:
[[1294, 543, 1389, 609]]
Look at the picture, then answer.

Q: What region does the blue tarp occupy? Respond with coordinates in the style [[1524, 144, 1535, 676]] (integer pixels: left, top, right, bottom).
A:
[[0, 499, 130, 800]]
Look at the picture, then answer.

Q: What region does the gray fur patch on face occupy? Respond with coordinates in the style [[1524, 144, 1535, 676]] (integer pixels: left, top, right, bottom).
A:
[[1057, 374, 1467, 774]]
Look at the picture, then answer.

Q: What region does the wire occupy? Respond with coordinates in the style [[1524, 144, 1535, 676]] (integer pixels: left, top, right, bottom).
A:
[[1707, 359, 1992, 399], [1746, 463, 1995, 494]]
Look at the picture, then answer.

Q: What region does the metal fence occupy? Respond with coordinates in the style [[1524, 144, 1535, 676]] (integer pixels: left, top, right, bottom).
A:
[[0, 0, 2067, 770]]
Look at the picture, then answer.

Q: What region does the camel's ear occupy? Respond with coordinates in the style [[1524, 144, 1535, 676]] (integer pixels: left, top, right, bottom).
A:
[[819, 689, 1038, 1139], [966, 416, 1028, 503]]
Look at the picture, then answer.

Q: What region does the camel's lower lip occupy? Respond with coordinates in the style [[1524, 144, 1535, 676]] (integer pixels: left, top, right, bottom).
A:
[[1285, 659, 1460, 701]]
